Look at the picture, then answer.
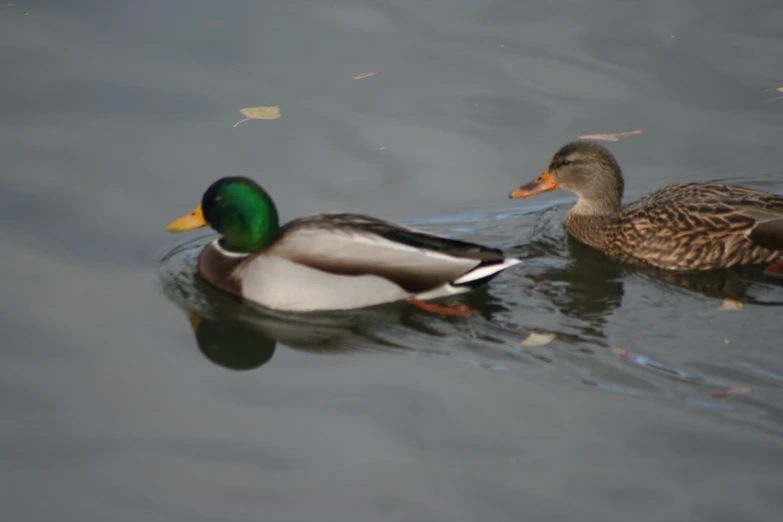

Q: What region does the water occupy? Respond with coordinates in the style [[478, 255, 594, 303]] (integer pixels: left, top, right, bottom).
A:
[[3, 1, 783, 520]]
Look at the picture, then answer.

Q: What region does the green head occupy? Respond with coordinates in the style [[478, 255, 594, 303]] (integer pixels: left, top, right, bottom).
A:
[[167, 177, 280, 253]]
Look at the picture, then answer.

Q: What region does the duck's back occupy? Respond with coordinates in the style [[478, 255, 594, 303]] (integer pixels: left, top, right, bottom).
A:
[[597, 183, 783, 270]]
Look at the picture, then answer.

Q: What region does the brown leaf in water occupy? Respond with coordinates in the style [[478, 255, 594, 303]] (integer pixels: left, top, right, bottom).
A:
[[233, 106, 281, 128], [612, 347, 629, 358], [718, 298, 743, 311], [352, 72, 378, 80], [521, 332, 556, 347], [711, 385, 751, 398], [578, 129, 645, 142]]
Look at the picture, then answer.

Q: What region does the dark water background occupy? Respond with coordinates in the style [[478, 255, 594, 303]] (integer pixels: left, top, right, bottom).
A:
[[3, 1, 783, 520]]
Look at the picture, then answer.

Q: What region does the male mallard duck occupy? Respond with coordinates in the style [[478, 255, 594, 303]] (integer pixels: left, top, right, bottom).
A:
[[509, 141, 783, 273], [167, 177, 520, 313]]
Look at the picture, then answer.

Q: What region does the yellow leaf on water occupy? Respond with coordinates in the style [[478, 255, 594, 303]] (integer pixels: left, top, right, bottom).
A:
[[579, 129, 644, 142], [521, 332, 556, 347], [233, 106, 281, 128], [762, 88, 783, 103], [240, 106, 280, 119], [712, 385, 750, 398], [718, 298, 743, 311], [352, 72, 378, 80]]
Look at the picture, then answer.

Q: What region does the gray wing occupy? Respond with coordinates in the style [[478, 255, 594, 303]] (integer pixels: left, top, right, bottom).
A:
[[268, 213, 507, 293]]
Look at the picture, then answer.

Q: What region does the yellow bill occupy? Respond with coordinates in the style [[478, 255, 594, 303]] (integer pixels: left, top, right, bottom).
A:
[[167, 204, 207, 232], [187, 310, 201, 331]]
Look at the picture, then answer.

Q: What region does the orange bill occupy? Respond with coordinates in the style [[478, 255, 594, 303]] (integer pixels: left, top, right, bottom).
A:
[[166, 204, 208, 232], [509, 170, 558, 198], [187, 310, 201, 331]]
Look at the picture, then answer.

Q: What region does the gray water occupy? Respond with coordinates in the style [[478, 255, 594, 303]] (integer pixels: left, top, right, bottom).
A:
[[3, 1, 783, 521]]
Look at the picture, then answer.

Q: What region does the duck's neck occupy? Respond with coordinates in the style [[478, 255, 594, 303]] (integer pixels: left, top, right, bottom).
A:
[[565, 205, 616, 250], [570, 190, 622, 217]]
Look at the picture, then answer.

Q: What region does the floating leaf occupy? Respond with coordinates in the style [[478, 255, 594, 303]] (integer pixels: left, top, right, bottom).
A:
[[718, 298, 743, 311], [762, 88, 783, 103], [521, 332, 556, 347], [711, 385, 751, 398], [352, 72, 378, 80], [233, 106, 281, 128], [612, 347, 629, 358], [579, 129, 644, 142]]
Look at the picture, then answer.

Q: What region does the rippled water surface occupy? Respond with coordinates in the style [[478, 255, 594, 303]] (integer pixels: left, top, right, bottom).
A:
[[3, 1, 783, 520]]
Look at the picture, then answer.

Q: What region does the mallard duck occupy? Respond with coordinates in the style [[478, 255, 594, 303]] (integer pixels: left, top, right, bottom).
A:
[[167, 177, 520, 313], [509, 141, 783, 273]]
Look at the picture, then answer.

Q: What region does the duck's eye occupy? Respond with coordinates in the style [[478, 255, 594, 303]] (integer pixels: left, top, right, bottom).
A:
[[561, 159, 572, 166]]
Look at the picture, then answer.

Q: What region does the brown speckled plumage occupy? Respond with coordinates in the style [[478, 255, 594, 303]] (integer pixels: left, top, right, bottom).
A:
[[511, 141, 783, 271]]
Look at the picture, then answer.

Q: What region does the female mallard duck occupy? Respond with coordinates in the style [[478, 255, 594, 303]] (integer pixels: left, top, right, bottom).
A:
[[509, 141, 783, 273], [167, 177, 520, 313]]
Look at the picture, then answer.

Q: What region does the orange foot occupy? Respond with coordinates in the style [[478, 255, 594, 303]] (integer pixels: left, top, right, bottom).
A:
[[405, 300, 476, 317], [764, 258, 783, 280]]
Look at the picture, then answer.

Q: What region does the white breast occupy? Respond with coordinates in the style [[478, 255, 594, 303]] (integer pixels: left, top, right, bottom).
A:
[[236, 255, 415, 312]]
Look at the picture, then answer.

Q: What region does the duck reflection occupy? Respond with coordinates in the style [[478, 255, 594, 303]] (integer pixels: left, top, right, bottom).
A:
[[524, 235, 626, 343], [175, 300, 430, 371], [186, 310, 276, 371], [523, 221, 781, 344], [163, 258, 523, 372]]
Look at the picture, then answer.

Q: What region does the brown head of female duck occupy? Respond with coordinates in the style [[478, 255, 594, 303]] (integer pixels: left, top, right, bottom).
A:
[[510, 141, 783, 275]]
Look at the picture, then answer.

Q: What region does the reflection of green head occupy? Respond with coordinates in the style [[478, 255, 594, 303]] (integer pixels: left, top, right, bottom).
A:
[[193, 314, 277, 371]]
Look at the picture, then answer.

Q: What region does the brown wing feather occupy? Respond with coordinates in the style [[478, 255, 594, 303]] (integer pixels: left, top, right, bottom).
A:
[[567, 183, 783, 270]]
